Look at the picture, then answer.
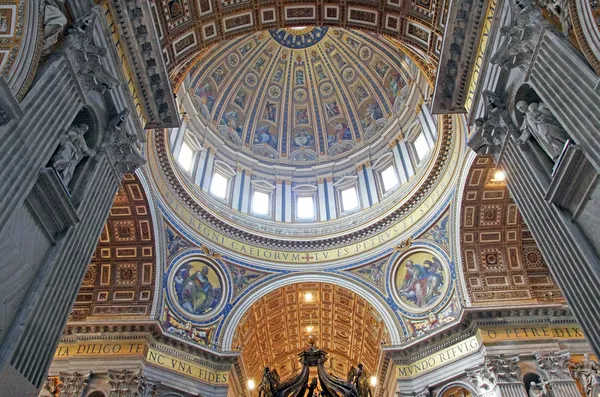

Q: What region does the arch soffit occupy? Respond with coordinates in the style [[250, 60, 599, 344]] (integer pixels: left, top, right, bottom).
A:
[[219, 273, 403, 349]]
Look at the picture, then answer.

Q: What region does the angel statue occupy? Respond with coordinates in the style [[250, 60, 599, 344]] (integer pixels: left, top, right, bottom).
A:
[[571, 354, 600, 397], [347, 363, 373, 397], [50, 124, 95, 187], [258, 367, 280, 397], [515, 101, 569, 161], [397, 257, 444, 308]]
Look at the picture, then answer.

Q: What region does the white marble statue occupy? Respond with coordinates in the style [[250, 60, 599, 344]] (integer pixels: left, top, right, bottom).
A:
[[528, 381, 549, 397], [42, 0, 68, 55], [572, 354, 600, 397], [539, 0, 571, 36], [50, 124, 95, 187], [516, 101, 569, 161]]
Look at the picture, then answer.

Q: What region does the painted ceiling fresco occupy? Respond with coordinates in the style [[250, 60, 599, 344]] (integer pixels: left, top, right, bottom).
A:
[[189, 27, 415, 165]]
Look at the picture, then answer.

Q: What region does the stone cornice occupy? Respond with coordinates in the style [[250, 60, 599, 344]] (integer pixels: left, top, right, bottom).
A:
[[432, 0, 492, 113], [108, 0, 179, 129]]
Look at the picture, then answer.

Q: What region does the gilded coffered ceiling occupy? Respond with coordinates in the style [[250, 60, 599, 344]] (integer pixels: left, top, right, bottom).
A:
[[460, 156, 564, 306], [148, 0, 448, 85], [71, 173, 156, 321], [232, 282, 388, 383]]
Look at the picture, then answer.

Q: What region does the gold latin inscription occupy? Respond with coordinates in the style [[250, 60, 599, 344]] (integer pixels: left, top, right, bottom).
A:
[[146, 348, 229, 384], [54, 341, 146, 358], [480, 324, 585, 342], [396, 335, 480, 379]]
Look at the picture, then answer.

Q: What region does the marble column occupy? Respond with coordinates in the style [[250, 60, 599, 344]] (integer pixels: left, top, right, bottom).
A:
[[324, 177, 337, 220], [240, 170, 252, 214], [418, 105, 437, 148], [490, 354, 528, 397], [357, 163, 371, 208], [0, 56, 84, 228], [201, 148, 215, 192], [364, 163, 379, 205], [468, 20, 600, 356], [275, 179, 284, 222], [318, 178, 328, 220], [171, 116, 187, 155], [194, 147, 208, 187], [284, 181, 292, 222], [392, 140, 415, 184], [232, 167, 244, 211], [534, 351, 581, 397], [500, 139, 600, 355], [0, 8, 148, 396]]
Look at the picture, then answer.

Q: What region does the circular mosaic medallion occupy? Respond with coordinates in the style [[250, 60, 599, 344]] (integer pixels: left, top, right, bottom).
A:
[[320, 83, 333, 96], [343, 68, 355, 82], [392, 249, 449, 313], [245, 73, 258, 87], [268, 86, 281, 99], [268, 27, 329, 49], [169, 258, 226, 320], [359, 47, 372, 61], [228, 53, 240, 67], [294, 88, 308, 101]]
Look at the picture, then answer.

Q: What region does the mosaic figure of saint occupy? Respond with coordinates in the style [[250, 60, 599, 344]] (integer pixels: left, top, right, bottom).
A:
[[178, 265, 222, 315], [397, 257, 443, 308]]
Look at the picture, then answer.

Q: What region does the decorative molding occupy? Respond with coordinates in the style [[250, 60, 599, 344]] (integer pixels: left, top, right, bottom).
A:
[[432, 0, 492, 113], [109, 0, 179, 128]]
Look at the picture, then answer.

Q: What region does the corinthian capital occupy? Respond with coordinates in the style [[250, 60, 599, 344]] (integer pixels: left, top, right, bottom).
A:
[[108, 368, 144, 397], [58, 371, 90, 397], [488, 354, 522, 383], [534, 350, 573, 381], [467, 360, 497, 393]]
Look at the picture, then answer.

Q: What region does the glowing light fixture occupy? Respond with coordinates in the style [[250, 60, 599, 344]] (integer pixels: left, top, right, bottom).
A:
[[370, 376, 377, 387], [306, 325, 314, 333], [304, 292, 314, 302], [492, 170, 506, 182], [290, 26, 307, 30], [248, 379, 256, 390]]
